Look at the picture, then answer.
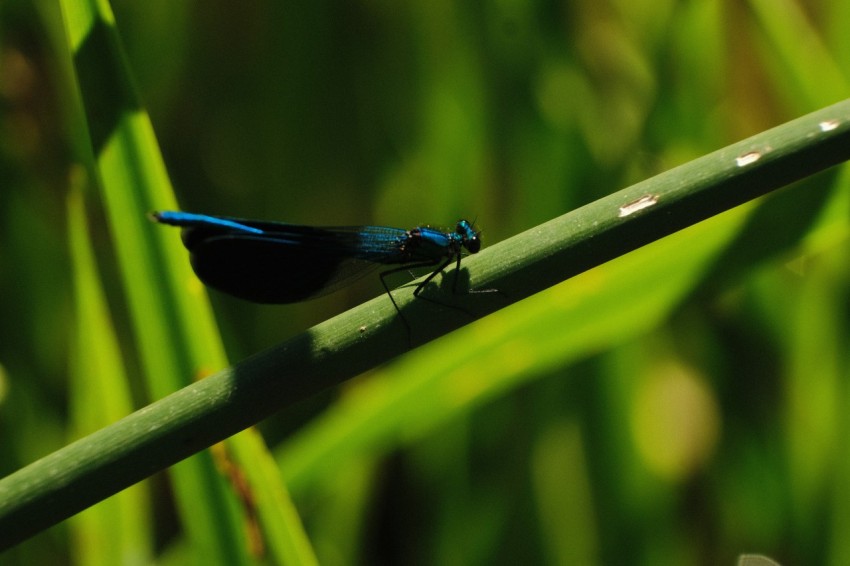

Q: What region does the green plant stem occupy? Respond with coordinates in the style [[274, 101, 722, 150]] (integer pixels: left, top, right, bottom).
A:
[[1, 99, 849, 549]]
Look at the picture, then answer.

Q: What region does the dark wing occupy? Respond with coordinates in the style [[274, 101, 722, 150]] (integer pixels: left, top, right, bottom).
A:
[[177, 218, 409, 303]]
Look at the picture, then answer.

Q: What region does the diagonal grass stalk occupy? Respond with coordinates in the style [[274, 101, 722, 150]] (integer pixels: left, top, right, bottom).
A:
[[1, 98, 848, 549]]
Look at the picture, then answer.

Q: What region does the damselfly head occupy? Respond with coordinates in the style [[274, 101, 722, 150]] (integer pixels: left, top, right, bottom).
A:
[[456, 219, 481, 254]]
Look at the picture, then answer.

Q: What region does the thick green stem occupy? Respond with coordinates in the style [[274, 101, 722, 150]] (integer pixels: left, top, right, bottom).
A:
[[1, 99, 849, 549]]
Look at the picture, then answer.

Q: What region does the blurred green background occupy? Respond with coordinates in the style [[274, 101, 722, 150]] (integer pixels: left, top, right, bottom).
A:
[[2, 0, 850, 564]]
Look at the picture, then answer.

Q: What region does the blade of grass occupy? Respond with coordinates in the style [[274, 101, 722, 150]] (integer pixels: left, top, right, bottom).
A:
[[56, 1, 316, 563], [749, 0, 849, 109], [58, 4, 245, 562], [67, 172, 152, 564], [1, 98, 848, 548]]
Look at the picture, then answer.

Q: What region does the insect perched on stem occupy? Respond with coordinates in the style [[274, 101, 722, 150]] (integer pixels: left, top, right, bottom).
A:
[[151, 211, 483, 339]]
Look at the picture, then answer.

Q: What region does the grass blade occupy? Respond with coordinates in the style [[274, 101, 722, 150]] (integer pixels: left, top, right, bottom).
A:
[[52, 0, 316, 562]]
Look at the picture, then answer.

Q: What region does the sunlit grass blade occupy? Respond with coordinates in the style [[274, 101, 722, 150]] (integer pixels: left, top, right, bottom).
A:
[[59, 1, 247, 559], [67, 173, 152, 564], [226, 430, 320, 565], [750, 0, 849, 109], [54, 0, 315, 562]]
